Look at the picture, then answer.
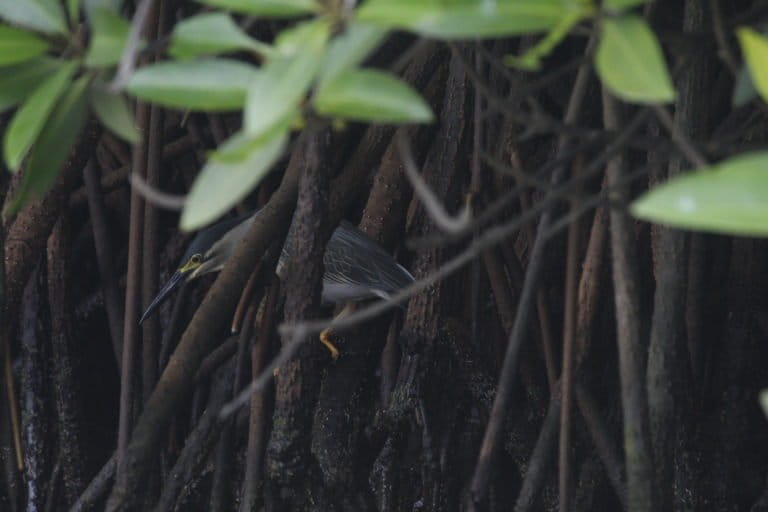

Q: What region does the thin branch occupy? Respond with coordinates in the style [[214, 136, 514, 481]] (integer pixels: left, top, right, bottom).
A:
[[110, 0, 155, 91], [559, 171, 581, 512], [398, 132, 471, 234], [128, 172, 185, 211], [709, 0, 739, 73], [652, 106, 708, 169], [410, 106, 650, 249], [84, 161, 124, 367], [604, 88, 656, 511], [116, 95, 150, 475]]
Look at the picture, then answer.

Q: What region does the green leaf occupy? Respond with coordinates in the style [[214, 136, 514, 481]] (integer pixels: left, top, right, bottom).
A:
[[84, 7, 130, 68], [83, 0, 120, 19], [736, 27, 768, 105], [169, 12, 273, 60], [319, 23, 387, 84], [356, 0, 590, 39], [244, 20, 329, 137], [0, 0, 67, 35], [126, 58, 259, 111], [314, 69, 433, 123], [194, 0, 317, 17], [595, 14, 675, 103], [603, 0, 646, 10], [0, 57, 62, 112], [90, 83, 139, 143], [0, 25, 49, 66], [7, 75, 90, 214], [631, 151, 768, 236], [180, 129, 288, 230], [3, 61, 77, 171]]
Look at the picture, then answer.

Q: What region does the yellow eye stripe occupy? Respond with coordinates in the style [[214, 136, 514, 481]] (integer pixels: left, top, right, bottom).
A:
[[179, 254, 203, 273]]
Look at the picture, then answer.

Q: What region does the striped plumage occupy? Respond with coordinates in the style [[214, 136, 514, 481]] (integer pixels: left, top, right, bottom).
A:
[[278, 219, 414, 304]]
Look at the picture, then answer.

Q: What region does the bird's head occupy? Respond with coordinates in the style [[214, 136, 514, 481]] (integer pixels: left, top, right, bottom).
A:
[[139, 212, 254, 324]]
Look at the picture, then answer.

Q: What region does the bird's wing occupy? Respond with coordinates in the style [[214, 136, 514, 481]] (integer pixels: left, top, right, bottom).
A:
[[324, 221, 414, 296]]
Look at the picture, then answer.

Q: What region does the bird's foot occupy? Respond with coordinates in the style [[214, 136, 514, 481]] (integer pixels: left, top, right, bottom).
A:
[[319, 329, 340, 360]]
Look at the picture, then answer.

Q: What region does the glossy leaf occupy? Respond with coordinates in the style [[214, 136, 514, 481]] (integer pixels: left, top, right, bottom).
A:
[[90, 84, 139, 143], [126, 58, 259, 111], [84, 7, 130, 67], [83, 0, 120, 18], [195, 0, 317, 17], [181, 129, 288, 230], [314, 69, 433, 123], [7, 75, 90, 214], [4, 61, 77, 171], [0, 0, 67, 35], [737, 27, 768, 104], [603, 0, 646, 10], [631, 151, 768, 236], [0, 57, 61, 112], [319, 23, 387, 84], [595, 14, 675, 103], [169, 12, 273, 59], [356, 0, 589, 39], [0, 25, 49, 66], [244, 20, 329, 137]]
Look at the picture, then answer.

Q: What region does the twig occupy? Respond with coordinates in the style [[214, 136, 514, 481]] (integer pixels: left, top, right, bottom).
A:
[[709, 0, 738, 73], [559, 168, 581, 512], [84, 161, 124, 367], [574, 382, 627, 508], [397, 133, 471, 234], [111, 0, 155, 91], [603, 88, 655, 511], [158, 283, 190, 370], [116, 96, 150, 473], [142, 100, 165, 408], [411, 107, 649, 249], [0, 174, 21, 475], [239, 282, 279, 512], [231, 266, 262, 334], [209, 303, 256, 510], [128, 172, 185, 211], [70, 134, 197, 206], [515, 393, 562, 511], [514, 160, 558, 394], [480, 150, 552, 190], [3, 338, 22, 471], [652, 106, 708, 169]]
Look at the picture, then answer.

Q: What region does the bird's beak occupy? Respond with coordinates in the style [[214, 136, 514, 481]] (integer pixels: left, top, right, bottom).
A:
[[139, 270, 185, 325]]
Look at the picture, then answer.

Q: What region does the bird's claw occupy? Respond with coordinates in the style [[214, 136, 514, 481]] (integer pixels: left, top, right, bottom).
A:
[[320, 329, 340, 360]]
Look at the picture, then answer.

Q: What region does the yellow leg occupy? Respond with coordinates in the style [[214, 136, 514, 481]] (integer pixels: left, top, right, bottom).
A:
[[318, 303, 355, 360], [320, 329, 340, 360]]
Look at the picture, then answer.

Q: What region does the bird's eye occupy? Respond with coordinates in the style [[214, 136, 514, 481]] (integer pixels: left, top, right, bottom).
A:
[[190, 254, 202, 265]]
